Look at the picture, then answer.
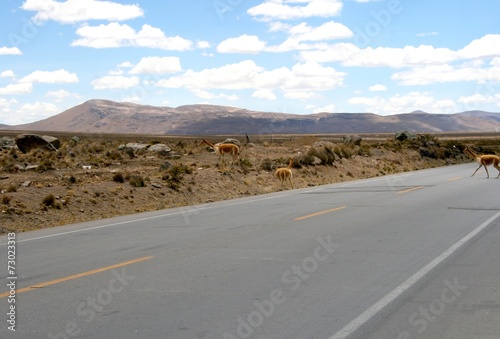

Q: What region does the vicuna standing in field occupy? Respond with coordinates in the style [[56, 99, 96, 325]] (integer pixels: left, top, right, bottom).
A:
[[200, 139, 240, 166], [275, 158, 294, 189]]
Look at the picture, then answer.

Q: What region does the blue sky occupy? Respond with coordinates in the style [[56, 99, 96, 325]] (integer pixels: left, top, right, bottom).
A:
[[1, 0, 500, 125]]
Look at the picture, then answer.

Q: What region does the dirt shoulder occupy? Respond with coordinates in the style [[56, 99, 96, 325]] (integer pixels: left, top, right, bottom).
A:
[[0, 133, 481, 234]]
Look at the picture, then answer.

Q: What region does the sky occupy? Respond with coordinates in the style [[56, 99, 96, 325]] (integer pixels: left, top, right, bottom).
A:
[[1, 0, 500, 125]]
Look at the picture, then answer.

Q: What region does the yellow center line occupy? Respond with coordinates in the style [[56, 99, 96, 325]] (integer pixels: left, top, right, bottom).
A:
[[294, 205, 346, 221], [0, 256, 154, 298], [396, 186, 424, 194], [447, 176, 462, 181]]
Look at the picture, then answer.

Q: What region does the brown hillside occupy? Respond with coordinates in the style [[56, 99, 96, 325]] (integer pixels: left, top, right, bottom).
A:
[[7, 100, 500, 134]]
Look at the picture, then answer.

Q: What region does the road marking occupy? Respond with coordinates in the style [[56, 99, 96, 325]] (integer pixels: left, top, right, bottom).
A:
[[0, 194, 292, 246], [448, 176, 462, 181], [329, 210, 500, 339], [293, 205, 346, 221], [396, 186, 424, 194], [0, 256, 154, 298]]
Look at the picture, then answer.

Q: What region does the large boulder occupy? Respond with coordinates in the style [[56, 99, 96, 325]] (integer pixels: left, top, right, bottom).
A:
[[15, 134, 60, 153], [306, 141, 336, 165], [395, 130, 416, 141]]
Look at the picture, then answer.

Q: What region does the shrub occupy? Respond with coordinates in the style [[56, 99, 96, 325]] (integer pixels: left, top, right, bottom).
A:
[[128, 175, 145, 187], [106, 150, 123, 160], [42, 194, 55, 207], [6, 184, 17, 192], [112, 172, 125, 183], [259, 158, 273, 171], [1, 195, 11, 205]]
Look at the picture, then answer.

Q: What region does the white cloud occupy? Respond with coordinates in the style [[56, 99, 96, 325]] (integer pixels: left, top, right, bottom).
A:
[[248, 0, 343, 20], [130, 57, 182, 75], [0, 98, 17, 115], [91, 75, 140, 90], [1, 70, 16, 78], [391, 62, 500, 86], [348, 92, 457, 115], [307, 103, 336, 113], [45, 89, 81, 102], [157, 60, 345, 100], [16, 102, 59, 124], [0, 47, 22, 55], [252, 89, 277, 100], [22, 0, 144, 24], [416, 32, 438, 37], [0, 83, 33, 95], [118, 61, 134, 68], [369, 84, 387, 91], [217, 35, 267, 54], [288, 21, 353, 42], [459, 34, 500, 59], [72, 23, 193, 51], [299, 43, 458, 67], [19, 69, 78, 84]]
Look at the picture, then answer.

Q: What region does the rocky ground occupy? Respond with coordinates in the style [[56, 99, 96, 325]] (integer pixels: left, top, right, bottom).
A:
[[0, 132, 486, 234]]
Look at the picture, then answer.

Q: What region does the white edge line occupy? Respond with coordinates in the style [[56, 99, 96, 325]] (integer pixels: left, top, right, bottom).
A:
[[0, 193, 292, 245], [329, 210, 500, 339]]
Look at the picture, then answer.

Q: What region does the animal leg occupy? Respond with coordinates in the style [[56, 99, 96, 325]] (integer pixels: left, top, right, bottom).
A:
[[471, 164, 483, 177], [484, 165, 490, 178], [495, 164, 500, 178]]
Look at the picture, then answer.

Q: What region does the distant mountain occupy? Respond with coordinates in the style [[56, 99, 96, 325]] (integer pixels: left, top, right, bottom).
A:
[[4, 99, 500, 134]]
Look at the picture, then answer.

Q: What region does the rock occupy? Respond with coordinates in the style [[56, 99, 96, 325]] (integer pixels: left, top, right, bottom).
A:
[[25, 165, 40, 170], [151, 183, 163, 188], [307, 141, 336, 165], [125, 143, 149, 152], [395, 130, 416, 141], [221, 138, 241, 147], [21, 181, 32, 187], [15, 134, 60, 153], [343, 134, 362, 146], [0, 137, 15, 149], [148, 143, 171, 153]]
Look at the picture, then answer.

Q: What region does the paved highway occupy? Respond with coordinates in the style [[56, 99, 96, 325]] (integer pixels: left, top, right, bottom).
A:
[[1, 163, 499, 339]]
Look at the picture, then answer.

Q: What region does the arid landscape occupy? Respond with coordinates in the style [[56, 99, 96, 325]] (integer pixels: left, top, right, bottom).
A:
[[2, 130, 498, 235]]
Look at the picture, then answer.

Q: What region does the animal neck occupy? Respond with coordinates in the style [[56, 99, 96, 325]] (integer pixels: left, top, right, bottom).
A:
[[464, 147, 478, 159], [288, 159, 293, 169], [201, 139, 215, 148]]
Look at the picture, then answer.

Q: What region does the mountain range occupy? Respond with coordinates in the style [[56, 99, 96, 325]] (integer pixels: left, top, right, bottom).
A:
[[4, 99, 500, 135]]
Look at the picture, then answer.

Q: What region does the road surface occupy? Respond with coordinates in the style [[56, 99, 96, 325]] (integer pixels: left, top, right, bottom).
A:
[[1, 162, 499, 339]]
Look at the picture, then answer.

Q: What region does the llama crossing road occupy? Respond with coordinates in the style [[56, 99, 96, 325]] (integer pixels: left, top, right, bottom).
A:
[[1, 163, 500, 339]]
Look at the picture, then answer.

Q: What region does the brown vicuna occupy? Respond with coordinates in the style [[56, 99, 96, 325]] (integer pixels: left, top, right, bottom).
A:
[[464, 146, 500, 178], [275, 158, 293, 189], [200, 139, 240, 165]]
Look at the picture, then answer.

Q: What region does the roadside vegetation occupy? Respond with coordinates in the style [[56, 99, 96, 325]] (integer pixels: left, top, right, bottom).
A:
[[0, 132, 498, 234]]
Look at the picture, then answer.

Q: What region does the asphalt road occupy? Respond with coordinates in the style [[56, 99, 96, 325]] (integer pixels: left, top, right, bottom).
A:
[[1, 162, 499, 339]]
